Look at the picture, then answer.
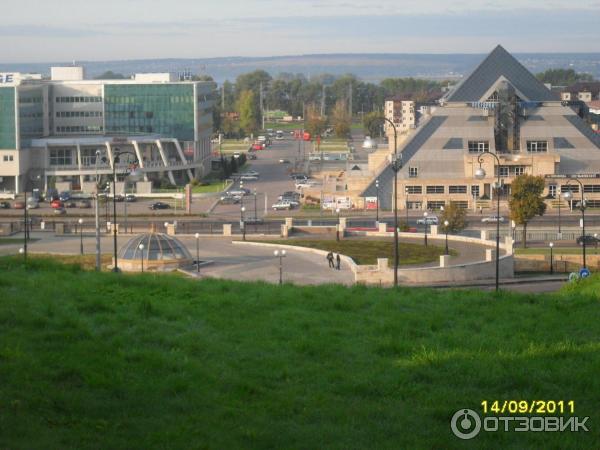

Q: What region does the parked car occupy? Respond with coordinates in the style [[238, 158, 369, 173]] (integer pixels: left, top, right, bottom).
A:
[[50, 199, 64, 209], [243, 170, 260, 177], [0, 201, 10, 209], [279, 191, 300, 201], [26, 198, 39, 209], [125, 194, 137, 202], [272, 200, 293, 210], [291, 174, 309, 181], [149, 202, 170, 210], [46, 188, 59, 201], [240, 175, 259, 181], [279, 159, 290, 164], [114, 194, 125, 202], [58, 191, 71, 202], [53, 207, 67, 215], [295, 181, 316, 190], [13, 201, 25, 210], [576, 235, 600, 246], [482, 215, 505, 223], [228, 188, 250, 197], [78, 200, 92, 208], [416, 216, 439, 225], [252, 143, 264, 151], [219, 195, 241, 204]]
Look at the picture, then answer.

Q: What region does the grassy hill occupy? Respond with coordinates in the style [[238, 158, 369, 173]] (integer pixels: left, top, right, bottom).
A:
[[1, 257, 599, 449]]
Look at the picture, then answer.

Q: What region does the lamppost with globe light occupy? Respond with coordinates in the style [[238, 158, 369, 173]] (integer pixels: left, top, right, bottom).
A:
[[444, 220, 450, 255], [240, 206, 246, 241], [562, 178, 587, 268], [474, 151, 502, 292], [274, 249, 286, 285], [423, 211, 429, 247], [364, 117, 402, 288], [78, 218, 84, 255], [102, 149, 142, 272], [375, 179, 379, 223], [138, 243, 145, 273], [549, 242, 554, 274], [194, 233, 200, 273], [19, 247, 25, 263]]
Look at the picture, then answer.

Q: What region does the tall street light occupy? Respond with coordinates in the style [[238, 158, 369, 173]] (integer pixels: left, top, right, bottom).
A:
[[102, 149, 142, 272], [474, 151, 502, 292], [549, 242, 554, 274], [423, 212, 429, 247], [443, 220, 450, 255], [557, 187, 562, 237], [563, 178, 587, 268], [94, 150, 102, 271], [274, 249, 286, 285], [253, 189, 258, 221], [78, 218, 84, 255], [364, 117, 401, 287], [375, 179, 380, 223], [139, 243, 145, 273], [336, 207, 341, 241], [194, 233, 201, 273]]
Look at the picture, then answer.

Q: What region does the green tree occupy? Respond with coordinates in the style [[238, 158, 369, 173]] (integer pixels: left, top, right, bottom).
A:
[[235, 70, 272, 98], [363, 111, 385, 136], [440, 203, 467, 233], [304, 104, 328, 137], [536, 69, 594, 86], [509, 175, 547, 248], [237, 90, 260, 136], [94, 71, 126, 80], [331, 99, 351, 138]]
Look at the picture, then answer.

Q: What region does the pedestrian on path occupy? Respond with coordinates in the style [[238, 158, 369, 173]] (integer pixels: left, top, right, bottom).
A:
[[336, 254, 341, 270], [327, 251, 335, 268]]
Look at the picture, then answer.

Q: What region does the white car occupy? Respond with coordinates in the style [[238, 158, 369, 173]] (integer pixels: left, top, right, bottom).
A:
[[272, 200, 293, 210], [416, 216, 439, 225], [239, 175, 259, 181], [482, 215, 505, 223], [243, 170, 260, 177], [295, 181, 316, 190]]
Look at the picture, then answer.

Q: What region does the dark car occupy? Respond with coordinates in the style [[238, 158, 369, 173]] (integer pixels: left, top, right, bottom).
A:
[[46, 189, 59, 201], [149, 202, 170, 210], [219, 195, 241, 205], [125, 194, 136, 202], [0, 201, 10, 209], [58, 191, 71, 202], [114, 194, 125, 202], [576, 235, 600, 246]]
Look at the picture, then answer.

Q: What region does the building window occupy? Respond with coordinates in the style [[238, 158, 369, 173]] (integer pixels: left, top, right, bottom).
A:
[[514, 166, 525, 176], [471, 185, 480, 197], [527, 140, 548, 152], [449, 185, 467, 194], [409, 167, 418, 178], [49, 149, 72, 166], [468, 140, 489, 153], [3, 155, 13, 162], [561, 184, 579, 193], [426, 185, 444, 194], [450, 201, 469, 209], [584, 200, 600, 208], [583, 185, 600, 193], [405, 185, 422, 194], [498, 166, 510, 177], [427, 201, 446, 210], [548, 184, 557, 198]]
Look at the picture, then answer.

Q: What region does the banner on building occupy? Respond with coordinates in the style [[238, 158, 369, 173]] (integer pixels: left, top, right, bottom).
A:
[[365, 197, 378, 210]]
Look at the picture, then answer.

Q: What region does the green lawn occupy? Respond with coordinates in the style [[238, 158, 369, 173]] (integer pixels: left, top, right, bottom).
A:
[[0, 238, 39, 246], [257, 238, 455, 266], [0, 257, 599, 448]]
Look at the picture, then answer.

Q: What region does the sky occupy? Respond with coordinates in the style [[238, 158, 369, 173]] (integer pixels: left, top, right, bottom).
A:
[[1, 0, 600, 62]]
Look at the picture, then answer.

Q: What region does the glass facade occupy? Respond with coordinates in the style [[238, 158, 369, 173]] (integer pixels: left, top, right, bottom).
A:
[[104, 84, 195, 141], [0, 87, 16, 149], [18, 86, 45, 146]]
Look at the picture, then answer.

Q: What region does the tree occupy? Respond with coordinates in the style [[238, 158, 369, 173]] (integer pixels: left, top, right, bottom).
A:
[[509, 175, 547, 248], [237, 90, 260, 136], [363, 111, 385, 136], [94, 71, 126, 80], [536, 69, 594, 86], [304, 104, 328, 137], [331, 99, 351, 138], [440, 203, 467, 233]]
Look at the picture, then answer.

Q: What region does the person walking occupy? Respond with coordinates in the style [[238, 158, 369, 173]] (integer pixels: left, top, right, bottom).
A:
[[336, 254, 341, 270], [326, 251, 335, 268]]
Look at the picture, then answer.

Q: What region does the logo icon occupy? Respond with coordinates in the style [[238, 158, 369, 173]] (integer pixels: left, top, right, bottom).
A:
[[451, 409, 481, 440]]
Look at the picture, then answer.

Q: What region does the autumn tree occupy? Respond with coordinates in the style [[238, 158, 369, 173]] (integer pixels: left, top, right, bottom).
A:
[[331, 99, 351, 138], [509, 175, 547, 248], [304, 104, 328, 137], [363, 111, 385, 136], [237, 90, 260, 136], [440, 203, 467, 233]]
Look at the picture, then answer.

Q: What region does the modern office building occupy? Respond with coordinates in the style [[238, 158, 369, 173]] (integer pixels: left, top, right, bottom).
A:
[[0, 67, 215, 193], [359, 45, 600, 212]]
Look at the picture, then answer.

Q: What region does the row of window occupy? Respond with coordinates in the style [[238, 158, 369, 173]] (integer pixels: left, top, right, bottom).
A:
[[405, 185, 478, 195], [549, 185, 600, 194], [19, 97, 43, 104], [3, 155, 14, 162], [20, 111, 43, 119], [56, 126, 103, 133], [56, 96, 102, 103], [56, 111, 103, 118], [466, 140, 549, 153], [498, 166, 526, 177]]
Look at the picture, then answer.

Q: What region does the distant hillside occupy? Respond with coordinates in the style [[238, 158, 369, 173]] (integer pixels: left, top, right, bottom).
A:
[[1, 53, 599, 84]]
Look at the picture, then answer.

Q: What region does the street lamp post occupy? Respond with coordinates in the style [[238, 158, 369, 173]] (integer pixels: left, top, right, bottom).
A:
[[241, 206, 246, 241], [563, 179, 586, 268], [444, 220, 450, 255], [336, 207, 341, 241], [195, 232, 200, 273], [364, 117, 401, 287], [423, 212, 429, 247], [139, 243, 144, 273], [102, 149, 142, 273], [19, 247, 25, 263], [274, 249, 286, 285], [78, 218, 84, 255], [375, 179, 380, 223], [549, 242, 554, 274], [94, 150, 102, 271], [557, 187, 562, 236], [22, 189, 28, 261], [474, 151, 502, 292], [253, 190, 258, 221]]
